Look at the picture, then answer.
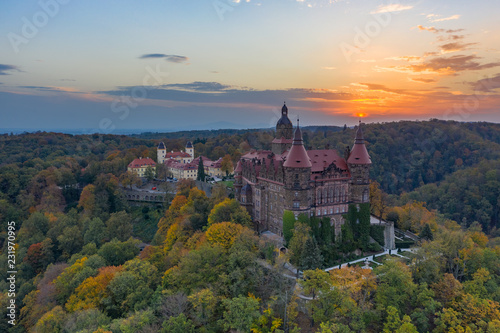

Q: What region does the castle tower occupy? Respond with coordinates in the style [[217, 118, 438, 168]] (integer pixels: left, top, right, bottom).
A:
[[347, 121, 372, 203], [157, 142, 166, 164], [234, 160, 243, 201], [186, 141, 194, 160], [272, 103, 294, 155], [283, 120, 312, 217]]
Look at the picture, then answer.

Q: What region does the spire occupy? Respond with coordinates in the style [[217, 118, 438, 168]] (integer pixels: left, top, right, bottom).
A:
[[347, 121, 371, 164], [284, 120, 311, 168], [354, 120, 364, 144], [282, 102, 288, 116], [293, 118, 302, 143]]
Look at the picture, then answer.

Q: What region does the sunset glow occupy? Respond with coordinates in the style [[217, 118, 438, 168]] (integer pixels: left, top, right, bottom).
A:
[[1, 0, 499, 132]]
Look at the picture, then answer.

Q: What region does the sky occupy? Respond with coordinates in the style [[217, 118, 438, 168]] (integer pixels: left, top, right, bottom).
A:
[[1, 0, 500, 133]]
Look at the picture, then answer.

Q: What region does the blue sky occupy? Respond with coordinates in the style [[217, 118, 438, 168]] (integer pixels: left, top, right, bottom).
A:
[[1, 0, 500, 132]]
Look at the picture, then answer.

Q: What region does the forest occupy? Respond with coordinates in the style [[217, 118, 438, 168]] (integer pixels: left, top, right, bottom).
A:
[[1, 119, 500, 332]]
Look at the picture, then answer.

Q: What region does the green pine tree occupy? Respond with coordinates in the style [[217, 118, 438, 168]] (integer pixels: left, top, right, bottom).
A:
[[197, 157, 206, 181], [420, 224, 434, 241], [283, 210, 296, 246], [300, 237, 323, 270]]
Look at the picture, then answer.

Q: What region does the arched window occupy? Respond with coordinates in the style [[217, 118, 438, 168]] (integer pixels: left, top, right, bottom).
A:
[[363, 189, 369, 202], [335, 187, 339, 202]]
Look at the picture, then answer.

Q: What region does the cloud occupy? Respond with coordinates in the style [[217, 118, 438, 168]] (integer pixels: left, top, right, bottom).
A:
[[386, 56, 422, 62], [356, 59, 376, 63], [439, 42, 477, 54], [139, 54, 168, 59], [0, 64, 20, 75], [471, 74, 500, 92], [139, 54, 189, 63], [322, 66, 337, 70], [97, 81, 357, 108], [416, 25, 465, 35], [60, 79, 76, 82], [409, 77, 436, 83], [376, 55, 500, 75], [371, 4, 413, 14], [19, 86, 84, 93], [416, 25, 441, 33], [165, 55, 189, 63], [431, 14, 461, 22], [162, 81, 233, 92], [357, 83, 410, 95]]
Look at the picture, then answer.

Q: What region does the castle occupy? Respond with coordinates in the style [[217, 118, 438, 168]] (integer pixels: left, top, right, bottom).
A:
[[234, 103, 371, 236]]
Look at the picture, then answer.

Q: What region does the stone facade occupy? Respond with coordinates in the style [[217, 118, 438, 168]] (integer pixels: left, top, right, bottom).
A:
[[235, 104, 372, 237]]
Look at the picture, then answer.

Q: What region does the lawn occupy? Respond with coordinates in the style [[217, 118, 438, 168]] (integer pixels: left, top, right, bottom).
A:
[[221, 180, 234, 188]]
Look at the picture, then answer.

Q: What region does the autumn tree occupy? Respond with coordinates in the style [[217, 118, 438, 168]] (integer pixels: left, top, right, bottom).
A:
[[119, 171, 141, 189], [65, 265, 123, 312], [105, 211, 133, 242], [222, 295, 260, 333], [207, 198, 252, 227], [221, 154, 233, 177], [374, 259, 416, 313], [288, 222, 311, 276], [188, 288, 218, 327], [162, 313, 195, 333], [144, 165, 155, 181], [370, 181, 389, 220], [206, 222, 244, 250]]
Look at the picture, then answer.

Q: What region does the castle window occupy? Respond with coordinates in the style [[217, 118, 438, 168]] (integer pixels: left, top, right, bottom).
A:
[[293, 201, 300, 208], [363, 189, 369, 202], [323, 209, 327, 215]]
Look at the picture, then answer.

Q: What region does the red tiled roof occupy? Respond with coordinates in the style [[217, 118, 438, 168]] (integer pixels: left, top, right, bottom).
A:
[[128, 157, 156, 169], [234, 160, 242, 173], [307, 150, 348, 172], [164, 159, 197, 170], [347, 123, 371, 165], [166, 151, 191, 158], [283, 126, 312, 168], [192, 156, 221, 168]]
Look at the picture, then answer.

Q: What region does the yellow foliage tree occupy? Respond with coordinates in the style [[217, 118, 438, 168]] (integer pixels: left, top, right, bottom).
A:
[[65, 265, 123, 312], [205, 222, 244, 250], [329, 266, 377, 309]]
